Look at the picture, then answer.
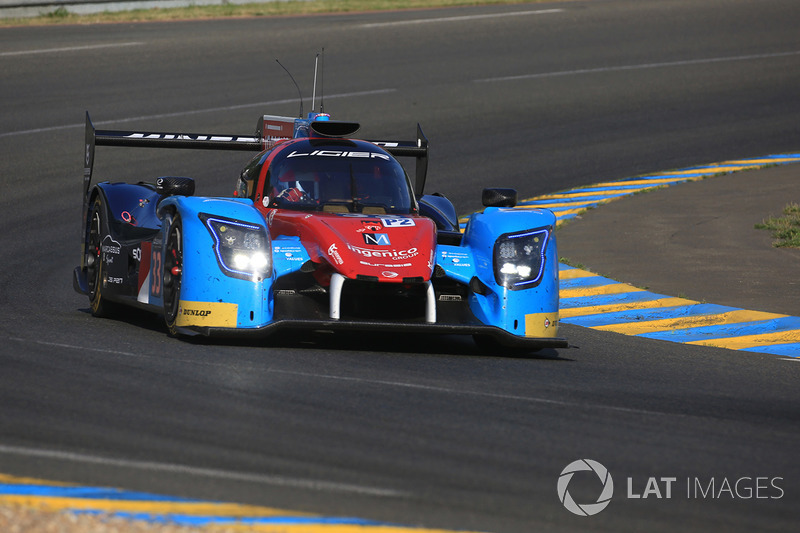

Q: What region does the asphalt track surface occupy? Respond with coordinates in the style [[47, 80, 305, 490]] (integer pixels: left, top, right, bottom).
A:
[[1, 1, 799, 531]]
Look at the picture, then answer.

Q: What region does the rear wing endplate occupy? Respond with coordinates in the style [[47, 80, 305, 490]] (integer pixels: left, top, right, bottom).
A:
[[370, 124, 429, 195]]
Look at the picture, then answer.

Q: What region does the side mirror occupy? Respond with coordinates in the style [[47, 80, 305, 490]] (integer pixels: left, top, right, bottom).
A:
[[482, 188, 517, 208], [156, 176, 195, 197]]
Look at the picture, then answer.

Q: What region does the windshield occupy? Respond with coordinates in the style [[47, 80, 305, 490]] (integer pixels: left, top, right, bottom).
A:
[[266, 143, 414, 214]]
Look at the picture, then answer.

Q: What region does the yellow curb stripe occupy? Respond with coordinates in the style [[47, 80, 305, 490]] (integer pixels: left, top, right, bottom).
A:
[[559, 297, 692, 319], [559, 283, 644, 299], [592, 309, 787, 335], [0, 494, 294, 517], [726, 158, 800, 165], [578, 176, 696, 188], [534, 187, 660, 200], [558, 269, 599, 280], [687, 330, 800, 350], [216, 525, 469, 533]]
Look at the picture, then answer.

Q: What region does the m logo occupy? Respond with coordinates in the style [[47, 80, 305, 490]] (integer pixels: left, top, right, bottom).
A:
[[363, 233, 391, 246]]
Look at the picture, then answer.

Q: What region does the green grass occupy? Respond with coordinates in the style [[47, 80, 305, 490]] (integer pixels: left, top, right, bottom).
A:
[[755, 203, 800, 248], [2, 0, 562, 27]]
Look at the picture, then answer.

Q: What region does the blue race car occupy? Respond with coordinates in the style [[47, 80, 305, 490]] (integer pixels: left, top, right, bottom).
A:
[[74, 110, 566, 351]]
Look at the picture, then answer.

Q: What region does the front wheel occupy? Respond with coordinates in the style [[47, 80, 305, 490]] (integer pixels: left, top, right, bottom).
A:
[[163, 215, 183, 336]]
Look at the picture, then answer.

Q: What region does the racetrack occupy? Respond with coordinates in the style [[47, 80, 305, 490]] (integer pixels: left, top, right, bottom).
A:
[[1, 1, 800, 531]]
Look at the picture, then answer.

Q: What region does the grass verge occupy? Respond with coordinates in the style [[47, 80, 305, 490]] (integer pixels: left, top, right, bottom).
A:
[[755, 203, 800, 248]]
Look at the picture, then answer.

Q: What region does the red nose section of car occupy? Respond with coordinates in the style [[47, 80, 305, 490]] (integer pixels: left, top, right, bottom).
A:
[[267, 211, 436, 282]]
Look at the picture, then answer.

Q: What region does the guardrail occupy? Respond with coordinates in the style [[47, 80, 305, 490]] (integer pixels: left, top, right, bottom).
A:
[[1, 0, 275, 18]]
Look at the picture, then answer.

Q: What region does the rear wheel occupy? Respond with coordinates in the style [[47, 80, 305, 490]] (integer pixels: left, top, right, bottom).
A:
[[86, 197, 117, 317], [163, 215, 183, 336]]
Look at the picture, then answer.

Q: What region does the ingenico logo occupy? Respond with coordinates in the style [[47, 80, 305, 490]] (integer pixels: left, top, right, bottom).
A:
[[557, 459, 614, 516]]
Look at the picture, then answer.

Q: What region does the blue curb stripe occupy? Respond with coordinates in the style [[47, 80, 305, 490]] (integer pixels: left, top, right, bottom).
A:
[[563, 303, 735, 328], [560, 276, 620, 289], [73, 510, 386, 527], [0, 483, 197, 502], [637, 317, 800, 343], [743, 343, 800, 356], [559, 290, 668, 309]]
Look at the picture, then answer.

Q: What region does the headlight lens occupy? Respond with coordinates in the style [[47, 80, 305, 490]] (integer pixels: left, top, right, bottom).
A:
[[201, 214, 271, 281], [493, 227, 550, 290]]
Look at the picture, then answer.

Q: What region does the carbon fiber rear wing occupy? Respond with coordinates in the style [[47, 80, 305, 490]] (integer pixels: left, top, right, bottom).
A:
[[83, 112, 430, 212]]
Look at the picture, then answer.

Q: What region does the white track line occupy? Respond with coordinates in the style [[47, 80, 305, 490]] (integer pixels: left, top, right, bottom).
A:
[[0, 443, 407, 498], [475, 50, 800, 82], [360, 8, 563, 28], [0, 89, 396, 139], [0, 42, 144, 57]]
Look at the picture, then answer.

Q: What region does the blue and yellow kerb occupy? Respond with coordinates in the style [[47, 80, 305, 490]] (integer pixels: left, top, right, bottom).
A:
[[0, 474, 479, 532], [460, 153, 800, 358]]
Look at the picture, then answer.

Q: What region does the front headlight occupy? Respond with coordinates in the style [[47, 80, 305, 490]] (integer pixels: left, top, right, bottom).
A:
[[200, 214, 271, 281], [493, 227, 550, 290]]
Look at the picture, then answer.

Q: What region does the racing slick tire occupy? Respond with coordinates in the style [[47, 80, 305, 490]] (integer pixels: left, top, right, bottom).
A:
[[86, 196, 119, 318], [163, 214, 183, 337]]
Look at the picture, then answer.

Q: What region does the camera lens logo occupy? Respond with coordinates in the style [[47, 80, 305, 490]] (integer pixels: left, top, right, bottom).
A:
[[558, 459, 614, 516]]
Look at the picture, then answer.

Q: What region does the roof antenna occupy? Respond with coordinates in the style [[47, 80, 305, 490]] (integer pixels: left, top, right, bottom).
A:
[[320, 48, 325, 114], [311, 52, 320, 114], [276, 58, 303, 118]]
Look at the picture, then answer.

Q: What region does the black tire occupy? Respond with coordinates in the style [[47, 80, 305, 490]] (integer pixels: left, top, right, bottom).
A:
[[86, 196, 117, 317], [163, 215, 183, 337]]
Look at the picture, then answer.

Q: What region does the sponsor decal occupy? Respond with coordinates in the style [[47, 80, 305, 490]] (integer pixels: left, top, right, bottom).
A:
[[381, 217, 415, 228], [347, 244, 419, 260], [441, 250, 472, 267], [362, 233, 391, 246], [359, 261, 413, 268], [525, 312, 559, 337], [382, 271, 399, 279], [136, 242, 152, 300], [101, 235, 121, 255], [357, 221, 383, 232], [125, 133, 258, 143], [274, 245, 304, 262], [150, 248, 162, 298], [175, 300, 238, 328], [101, 235, 122, 265], [263, 196, 271, 208], [286, 150, 390, 161], [328, 243, 344, 265]]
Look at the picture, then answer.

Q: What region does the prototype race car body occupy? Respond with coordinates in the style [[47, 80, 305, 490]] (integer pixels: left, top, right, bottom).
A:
[[74, 110, 567, 351]]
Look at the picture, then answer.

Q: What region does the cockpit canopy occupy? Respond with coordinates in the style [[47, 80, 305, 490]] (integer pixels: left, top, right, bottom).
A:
[[265, 139, 415, 214]]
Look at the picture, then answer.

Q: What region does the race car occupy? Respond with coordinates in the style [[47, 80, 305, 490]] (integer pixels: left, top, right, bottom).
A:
[[73, 110, 567, 351]]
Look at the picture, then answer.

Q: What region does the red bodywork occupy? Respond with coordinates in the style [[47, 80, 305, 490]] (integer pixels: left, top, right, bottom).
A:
[[262, 209, 436, 286], [251, 136, 436, 287]]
